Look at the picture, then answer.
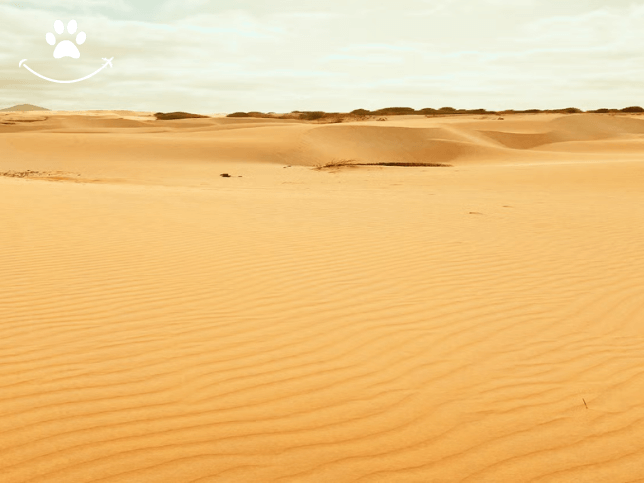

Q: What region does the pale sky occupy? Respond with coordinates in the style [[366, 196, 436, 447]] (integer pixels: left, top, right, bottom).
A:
[[1, 0, 643, 113]]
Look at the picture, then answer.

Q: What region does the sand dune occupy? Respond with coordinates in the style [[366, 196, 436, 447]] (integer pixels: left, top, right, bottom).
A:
[[0, 103, 50, 112], [1, 112, 644, 482], [4, 112, 644, 176]]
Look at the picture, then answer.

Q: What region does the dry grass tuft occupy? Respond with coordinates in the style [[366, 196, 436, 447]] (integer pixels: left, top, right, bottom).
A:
[[313, 159, 359, 170], [314, 160, 452, 171], [360, 162, 452, 167], [1, 170, 44, 178]]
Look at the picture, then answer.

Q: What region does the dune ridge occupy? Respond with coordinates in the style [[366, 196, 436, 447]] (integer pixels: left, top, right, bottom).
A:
[[1, 111, 644, 482], [3, 112, 644, 184]]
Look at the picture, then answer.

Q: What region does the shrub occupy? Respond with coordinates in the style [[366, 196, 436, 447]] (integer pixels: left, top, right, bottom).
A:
[[464, 109, 490, 115], [351, 109, 372, 116], [155, 112, 210, 120], [372, 107, 416, 115], [621, 106, 644, 113], [439, 107, 457, 112], [299, 111, 326, 121], [226, 112, 251, 117], [590, 108, 610, 113], [277, 113, 302, 120], [558, 107, 583, 114]]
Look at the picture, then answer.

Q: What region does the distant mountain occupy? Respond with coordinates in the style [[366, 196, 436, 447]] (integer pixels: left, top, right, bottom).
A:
[[0, 104, 50, 112]]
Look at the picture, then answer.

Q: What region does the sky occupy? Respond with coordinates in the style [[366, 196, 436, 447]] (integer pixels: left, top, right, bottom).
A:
[[1, 0, 643, 113]]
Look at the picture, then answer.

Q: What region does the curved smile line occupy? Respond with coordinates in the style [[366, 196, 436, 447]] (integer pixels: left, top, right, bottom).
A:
[[19, 57, 113, 84]]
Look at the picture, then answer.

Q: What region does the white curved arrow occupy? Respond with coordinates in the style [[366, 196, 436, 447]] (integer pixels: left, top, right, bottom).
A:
[[19, 57, 113, 84]]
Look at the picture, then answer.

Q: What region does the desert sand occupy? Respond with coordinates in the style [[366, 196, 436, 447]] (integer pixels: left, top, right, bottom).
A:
[[1, 111, 644, 482]]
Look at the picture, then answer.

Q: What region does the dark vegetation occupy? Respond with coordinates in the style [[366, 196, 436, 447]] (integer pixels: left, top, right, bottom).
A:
[[155, 112, 210, 120], [359, 162, 452, 167], [225, 105, 644, 122], [620, 106, 644, 113], [500, 107, 583, 114], [314, 159, 452, 170], [299, 111, 326, 121]]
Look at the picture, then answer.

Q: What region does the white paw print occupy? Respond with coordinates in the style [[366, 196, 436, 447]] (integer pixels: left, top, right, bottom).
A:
[[46, 20, 86, 59]]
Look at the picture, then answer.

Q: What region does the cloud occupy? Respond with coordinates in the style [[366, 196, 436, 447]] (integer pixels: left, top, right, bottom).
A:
[[17, 0, 131, 12], [1, 0, 644, 113]]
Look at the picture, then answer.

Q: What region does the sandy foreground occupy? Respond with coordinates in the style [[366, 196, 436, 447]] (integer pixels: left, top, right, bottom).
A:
[[1, 111, 644, 482]]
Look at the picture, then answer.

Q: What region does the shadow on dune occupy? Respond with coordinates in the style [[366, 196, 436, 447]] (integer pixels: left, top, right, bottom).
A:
[[478, 114, 644, 150]]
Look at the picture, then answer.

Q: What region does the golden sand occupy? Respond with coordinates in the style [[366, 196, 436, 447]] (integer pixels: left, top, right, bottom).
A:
[[1, 111, 644, 482]]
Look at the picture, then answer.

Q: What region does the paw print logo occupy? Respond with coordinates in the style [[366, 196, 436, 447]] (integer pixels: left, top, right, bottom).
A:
[[46, 20, 86, 59], [20, 19, 113, 83]]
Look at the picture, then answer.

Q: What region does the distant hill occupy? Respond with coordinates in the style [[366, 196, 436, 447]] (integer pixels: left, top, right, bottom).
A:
[[0, 104, 50, 112]]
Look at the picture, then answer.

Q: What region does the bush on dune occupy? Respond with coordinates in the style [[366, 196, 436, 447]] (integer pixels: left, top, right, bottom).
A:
[[217, 105, 644, 121], [299, 111, 326, 121], [462, 108, 493, 115], [155, 112, 209, 120], [275, 113, 302, 120], [557, 107, 583, 114], [372, 107, 416, 115], [621, 106, 644, 113]]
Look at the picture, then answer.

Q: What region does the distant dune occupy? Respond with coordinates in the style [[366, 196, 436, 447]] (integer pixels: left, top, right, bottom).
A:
[[0, 103, 49, 112], [1, 110, 644, 482], [4, 110, 644, 169]]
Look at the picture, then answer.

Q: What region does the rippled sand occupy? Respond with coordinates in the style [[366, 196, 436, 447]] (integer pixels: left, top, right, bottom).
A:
[[1, 111, 644, 482]]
